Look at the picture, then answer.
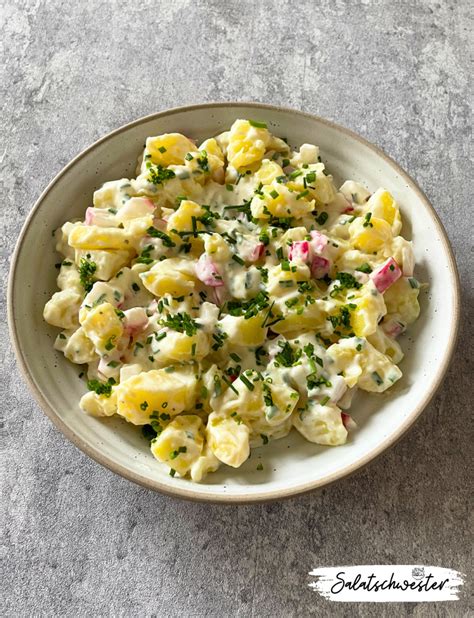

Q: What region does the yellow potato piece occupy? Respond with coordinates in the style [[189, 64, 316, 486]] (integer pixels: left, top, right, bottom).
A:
[[227, 119, 271, 169], [218, 313, 267, 346], [350, 287, 387, 337], [43, 289, 82, 330], [190, 443, 220, 482], [69, 225, 133, 251], [62, 327, 97, 364], [80, 302, 124, 355], [271, 301, 327, 336], [146, 133, 196, 166], [80, 390, 117, 417], [326, 339, 363, 388], [158, 330, 210, 362], [151, 414, 204, 476], [166, 199, 206, 233], [206, 412, 250, 468], [116, 367, 198, 425], [293, 402, 347, 445], [255, 160, 284, 185], [140, 257, 196, 297], [204, 233, 231, 261], [199, 137, 224, 161], [349, 216, 392, 253], [74, 249, 131, 281], [251, 182, 314, 220], [366, 188, 402, 234], [384, 277, 420, 325]]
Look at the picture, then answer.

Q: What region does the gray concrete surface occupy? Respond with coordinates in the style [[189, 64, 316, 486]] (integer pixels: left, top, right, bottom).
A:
[[1, 1, 472, 616]]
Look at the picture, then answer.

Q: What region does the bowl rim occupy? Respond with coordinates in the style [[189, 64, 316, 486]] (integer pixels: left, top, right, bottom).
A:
[[7, 101, 461, 504]]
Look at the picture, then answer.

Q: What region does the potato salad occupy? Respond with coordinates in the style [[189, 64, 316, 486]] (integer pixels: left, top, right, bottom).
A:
[[44, 119, 421, 481]]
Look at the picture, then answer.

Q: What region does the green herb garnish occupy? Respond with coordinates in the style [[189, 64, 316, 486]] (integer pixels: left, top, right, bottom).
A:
[[79, 257, 97, 292]]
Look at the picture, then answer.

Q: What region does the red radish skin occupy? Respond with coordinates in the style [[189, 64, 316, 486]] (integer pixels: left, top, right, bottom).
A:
[[288, 240, 310, 263], [309, 230, 328, 254], [311, 256, 331, 279], [370, 257, 402, 293], [195, 255, 224, 287]]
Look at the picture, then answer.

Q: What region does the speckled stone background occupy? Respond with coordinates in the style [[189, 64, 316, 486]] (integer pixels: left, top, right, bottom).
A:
[[1, 1, 472, 616]]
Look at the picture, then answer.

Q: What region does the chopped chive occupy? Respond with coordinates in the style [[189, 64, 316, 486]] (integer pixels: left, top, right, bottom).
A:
[[372, 371, 383, 385], [248, 119, 267, 129], [222, 375, 238, 394], [239, 373, 255, 391], [289, 170, 302, 180]]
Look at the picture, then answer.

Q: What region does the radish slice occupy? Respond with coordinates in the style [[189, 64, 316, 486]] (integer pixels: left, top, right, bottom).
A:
[[311, 256, 331, 279], [341, 412, 357, 430], [249, 242, 265, 262], [370, 257, 402, 293], [381, 319, 406, 338], [213, 286, 224, 306], [117, 197, 155, 221], [288, 240, 310, 263], [309, 230, 328, 254], [195, 255, 224, 287], [85, 207, 116, 227]]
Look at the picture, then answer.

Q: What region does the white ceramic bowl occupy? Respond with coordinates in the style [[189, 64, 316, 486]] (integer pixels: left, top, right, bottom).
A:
[[8, 103, 460, 503]]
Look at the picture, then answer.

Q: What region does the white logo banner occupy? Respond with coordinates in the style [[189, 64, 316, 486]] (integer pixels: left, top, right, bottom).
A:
[[308, 565, 465, 602]]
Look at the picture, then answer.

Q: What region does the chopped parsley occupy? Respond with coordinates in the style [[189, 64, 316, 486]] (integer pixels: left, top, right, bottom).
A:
[[79, 257, 97, 292]]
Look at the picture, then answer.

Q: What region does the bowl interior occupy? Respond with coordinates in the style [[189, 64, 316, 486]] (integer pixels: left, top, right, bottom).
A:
[[9, 104, 459, 501]]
